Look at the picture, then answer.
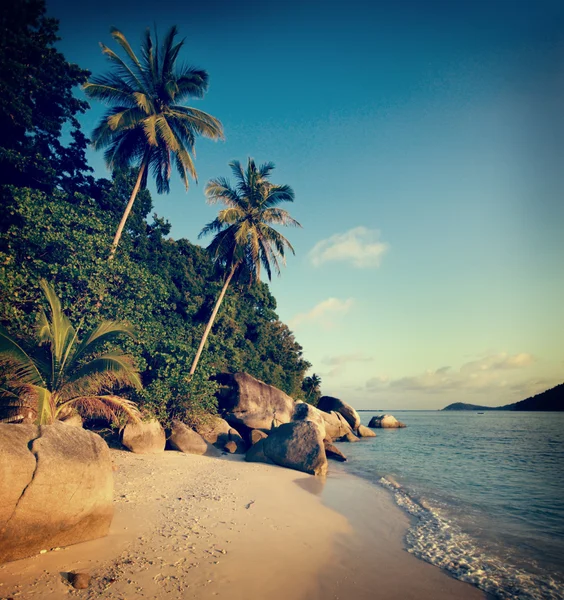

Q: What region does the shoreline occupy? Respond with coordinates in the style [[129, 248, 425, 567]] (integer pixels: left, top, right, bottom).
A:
[[0, 449, 484, 599]]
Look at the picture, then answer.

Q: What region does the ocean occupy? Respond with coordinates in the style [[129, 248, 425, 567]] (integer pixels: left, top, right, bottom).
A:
[[333, 410, 564, 600]]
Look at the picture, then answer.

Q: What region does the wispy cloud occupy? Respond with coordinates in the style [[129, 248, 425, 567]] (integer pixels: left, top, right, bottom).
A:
[[321, 353, 374, 377], [366, 352, 538, 394], [309, 227, 390, 268], [288, 297, 354, 330]]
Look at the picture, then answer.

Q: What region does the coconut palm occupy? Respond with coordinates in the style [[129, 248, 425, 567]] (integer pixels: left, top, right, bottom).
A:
[[0, 280, 142, 425], [84, 26, 224, 259], [188, 158, 301, 376], [303, 373, 322, 402]]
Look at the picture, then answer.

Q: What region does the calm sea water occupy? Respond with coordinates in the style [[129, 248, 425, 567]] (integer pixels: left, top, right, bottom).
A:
[[335, 411, 564, 600]]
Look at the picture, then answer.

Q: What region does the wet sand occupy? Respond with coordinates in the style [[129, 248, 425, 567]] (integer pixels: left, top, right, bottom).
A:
[[0, 449, 484, 599]]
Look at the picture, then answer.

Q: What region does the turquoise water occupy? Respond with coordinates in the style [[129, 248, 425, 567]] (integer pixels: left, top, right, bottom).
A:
[[335, 411, 564, 600]]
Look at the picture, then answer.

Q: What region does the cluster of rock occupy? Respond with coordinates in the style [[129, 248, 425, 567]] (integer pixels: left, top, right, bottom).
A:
[[0, 371, 407, 564], [119, 373, 383, 478]]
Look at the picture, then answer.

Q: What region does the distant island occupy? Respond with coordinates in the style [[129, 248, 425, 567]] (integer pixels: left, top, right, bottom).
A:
[[442, 383, 564, 411]]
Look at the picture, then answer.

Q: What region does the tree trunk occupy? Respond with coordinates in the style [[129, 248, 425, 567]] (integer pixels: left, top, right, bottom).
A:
[[189, 265, 237, 376], [108, 153, 149, 261]]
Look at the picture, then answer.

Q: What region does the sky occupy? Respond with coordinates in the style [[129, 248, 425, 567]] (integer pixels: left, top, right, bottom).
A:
[[48, 0, 564, 409]]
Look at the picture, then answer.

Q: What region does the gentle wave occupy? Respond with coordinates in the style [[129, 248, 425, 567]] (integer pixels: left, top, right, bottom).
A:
[[379, 476, 564, 600]]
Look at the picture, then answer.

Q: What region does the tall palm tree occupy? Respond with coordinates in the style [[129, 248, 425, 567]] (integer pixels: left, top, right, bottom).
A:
[[0, 280, 142, 425], [84, 26, 224, 259], [188, 158, 301, 376]]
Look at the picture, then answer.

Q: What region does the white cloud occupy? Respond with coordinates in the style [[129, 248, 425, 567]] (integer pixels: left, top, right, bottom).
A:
[[288, 297, 353, 330], [309, 227, 390, 268]]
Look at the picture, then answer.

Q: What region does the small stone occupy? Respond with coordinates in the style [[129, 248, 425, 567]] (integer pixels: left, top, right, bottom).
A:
[[224, 441, 237, 453], [69, 572, 91, 589], [39, 549, 47, 554]]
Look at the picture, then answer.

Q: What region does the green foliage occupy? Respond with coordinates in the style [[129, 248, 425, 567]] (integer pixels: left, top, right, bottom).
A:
[[0, 0, 92, 193], [302, 373, 322, 405], [0, 280, 141, 425], [0, 183, 311, 424]]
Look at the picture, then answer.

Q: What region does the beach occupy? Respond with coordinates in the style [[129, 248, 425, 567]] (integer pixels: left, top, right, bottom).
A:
[[0, 450, 484, 600]]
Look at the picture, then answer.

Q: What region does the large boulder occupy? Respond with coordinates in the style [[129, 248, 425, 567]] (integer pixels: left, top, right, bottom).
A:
[[358, 424, 377, 438], [292, 402, 327, 439], [169, 421, 209, 455], [250, 429, 268, 445], [0, 422, 113, 564], [368, 414, 406, 428], [215, 372, 295, 434], [246, 421, 327, 476], [121, 419, 165, 454], [317, 396, 361, 431], [194, 417, 232, 448], [320, 410, 354, 440]]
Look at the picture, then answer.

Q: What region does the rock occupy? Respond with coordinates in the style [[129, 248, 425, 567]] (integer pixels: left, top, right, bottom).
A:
[[69, 572, 91, 589], [194, 417, 232, 448], [228, 428, 246, 453], [169, 421, 208, 455], [343, 431, 360, 442], [368, 414, 407, 428], [224, 441, 238, 454], [121, 419, 165, 454], [320, 410, 353, 440], [250, 430, 268, 445], [246, 421, 327, 476], [59, 412, 83, 428], [292, 402, 327, 439], [317, 396, 361, 431], [215, 372, 294, 434], [245, 439, 274, 464], [357, 424, 377, 438], [0, 423, 113, 564], [323, 440, 347, 462]]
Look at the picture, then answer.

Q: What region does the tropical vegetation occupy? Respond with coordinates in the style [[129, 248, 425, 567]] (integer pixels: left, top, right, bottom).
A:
[[0, 280, 141, 425], [0, 0, 313, 429], [189, 159, 301, 376], [83, 26, 224, 259]]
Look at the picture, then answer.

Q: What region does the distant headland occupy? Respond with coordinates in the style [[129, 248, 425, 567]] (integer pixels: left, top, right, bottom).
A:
[[442, 383, 564, 411]]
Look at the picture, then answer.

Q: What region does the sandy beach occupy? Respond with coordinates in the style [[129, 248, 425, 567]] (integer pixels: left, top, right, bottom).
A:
[[0, 450, 484, 600]]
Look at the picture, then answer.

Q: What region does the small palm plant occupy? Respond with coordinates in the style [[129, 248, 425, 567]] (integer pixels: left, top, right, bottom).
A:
[[0, 280, 142, 425], [188, 158, 301, 376], [84, 26, 224, 259], [303, 373, 322, 402]]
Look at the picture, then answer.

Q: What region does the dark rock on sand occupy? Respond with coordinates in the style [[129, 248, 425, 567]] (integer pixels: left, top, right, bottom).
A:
[[368, 414, 406, 428], [194, 417, 231, 448], [215, 372, 294, 434], [169, 421, 208, 455], [317, 396, 361, 431], [121, 419, 165, 454], [69, 572, 91, 589], [0, 422, 113, 564], [228, 428, 246, 453], [324, 440, 347, 462], [246, 421, 327, 476]]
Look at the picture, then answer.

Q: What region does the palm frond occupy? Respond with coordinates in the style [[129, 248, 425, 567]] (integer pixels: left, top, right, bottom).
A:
[[58, 395, 141, 425], [70, 353, 142, 391], [0, 327, 45, 387]]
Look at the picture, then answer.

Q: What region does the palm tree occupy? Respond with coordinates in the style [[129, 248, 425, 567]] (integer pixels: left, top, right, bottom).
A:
[[0, 280, 142, 425], [188, 158, 301, 376], [83, 26, 224, 259], [302, 373, 322, 402]]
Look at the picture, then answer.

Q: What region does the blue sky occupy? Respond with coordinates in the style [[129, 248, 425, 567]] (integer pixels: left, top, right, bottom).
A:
[[49, 0, 564, 408]]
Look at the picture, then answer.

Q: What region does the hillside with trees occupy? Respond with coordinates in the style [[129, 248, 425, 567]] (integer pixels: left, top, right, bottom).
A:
[[0, 0, 311, 426]]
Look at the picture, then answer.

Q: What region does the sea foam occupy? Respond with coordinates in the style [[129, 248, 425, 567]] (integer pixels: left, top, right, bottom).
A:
[[379, 476, 564, 600]]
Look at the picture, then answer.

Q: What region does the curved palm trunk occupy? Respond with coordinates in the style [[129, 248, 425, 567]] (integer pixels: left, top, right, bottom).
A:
[[108, 153, 149, 261], [189, 265, 236, 376]]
